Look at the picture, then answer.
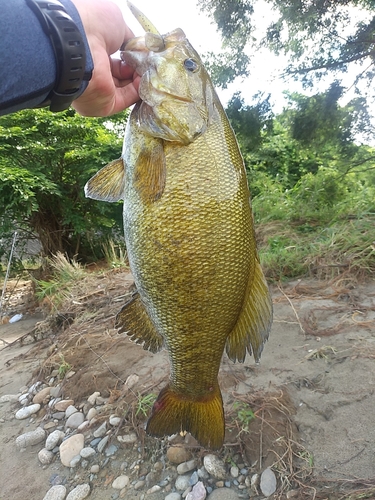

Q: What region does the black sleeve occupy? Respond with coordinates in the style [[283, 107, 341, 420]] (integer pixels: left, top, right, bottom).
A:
[[0, 0, 93, 115]]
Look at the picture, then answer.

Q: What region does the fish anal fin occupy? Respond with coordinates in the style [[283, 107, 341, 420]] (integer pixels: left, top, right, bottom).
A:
[[133, 140, 166, 202], [226, 259, 273, 363], [146, 382, 224, 450], [115, 291, 163, 353], [85, 158, 125, 202]]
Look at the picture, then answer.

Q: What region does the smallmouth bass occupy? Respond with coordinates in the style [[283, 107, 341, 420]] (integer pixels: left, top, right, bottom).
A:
[[85, 2, 272, 449]]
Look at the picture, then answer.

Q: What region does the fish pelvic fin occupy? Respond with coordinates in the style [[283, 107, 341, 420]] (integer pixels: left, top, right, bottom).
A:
[[226, 258, 273, 363], [84, 158, 125, 202], [116, 291, 163, 353], [146, 383, 225, 450], [133, 140, 166, 203]]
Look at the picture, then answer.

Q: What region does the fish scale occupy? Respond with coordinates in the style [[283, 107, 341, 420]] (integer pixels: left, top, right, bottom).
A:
[[85, 6, 272, 449]]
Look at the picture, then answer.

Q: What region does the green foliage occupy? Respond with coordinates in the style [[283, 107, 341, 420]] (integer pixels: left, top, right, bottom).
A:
[[233, 401, 255, 432], [135, 393, 157, 417], [0, 108, 127, 260]]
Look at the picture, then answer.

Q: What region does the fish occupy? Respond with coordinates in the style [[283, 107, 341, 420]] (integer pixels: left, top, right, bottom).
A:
[[85, 1, 272, 450]]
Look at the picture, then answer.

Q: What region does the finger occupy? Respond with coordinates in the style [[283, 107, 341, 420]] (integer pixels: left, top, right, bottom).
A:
[[111, 57, 135, 80]]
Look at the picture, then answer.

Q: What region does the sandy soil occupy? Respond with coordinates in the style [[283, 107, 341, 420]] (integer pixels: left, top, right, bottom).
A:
[[0, 273, 374, 499]]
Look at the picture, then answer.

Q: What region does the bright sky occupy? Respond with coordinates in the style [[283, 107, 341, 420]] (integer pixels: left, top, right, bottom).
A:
[[116, 0, 299, 111], [116, 0, 366, 115]]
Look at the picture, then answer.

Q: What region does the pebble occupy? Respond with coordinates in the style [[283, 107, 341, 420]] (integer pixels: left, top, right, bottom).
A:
[[38, 448, 55, 465], [65, 412, 84, 429], [97, 435, 109, 453], [45, 430, 65, 450], [91, 464, 100, 473], [93, 421, 107, 438], [52, 412, 66, 420], [66, 484, 90, 500], [147, 485, 161, 494], [42, 484, 67, 500], [77, 421, 90, 432], [15, 403, 41, 419], [175, 475, 191, 491], [80, 447, 96, 458], [165, 494, 182, 500], [16, 427, 46, 449], [112, 475, 130, 489], [177, 459, 197, 475], [109, 414, 121, 426], [54, 399, 74, 412], [203, 455, 226, 480], [167, 446, 192, 464], [260, 468, 277, 497], [65, 405, 78, 418], [50, 386, 62, 398], [134, 480, 145, 490], [105, 444, 118, 456], [207, 489, 239, 499], [197, 467, 209, 480], [86, 407, 97, 421], [70, 455, 82, 467], [117, 433, 137, 444], [33, 387, 51, 404], [87, 391, 100, 405], [186, 481, 207, 500], [59, 434, 84, 467], [0, 394, 19, 404], [28, 382, 42, 394], [190, 471, 199, 486], [230, 466, 239, 478]]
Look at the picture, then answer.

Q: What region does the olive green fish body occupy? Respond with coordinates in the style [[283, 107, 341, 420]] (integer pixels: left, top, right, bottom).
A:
[[85, 20, 272, 450]]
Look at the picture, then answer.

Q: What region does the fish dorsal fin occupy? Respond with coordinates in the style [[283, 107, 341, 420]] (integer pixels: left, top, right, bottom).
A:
[[226, 259, 273, 363], [84, 158, 125, 202], [133, 140, 166, 203], [116, 291, 164, 353]]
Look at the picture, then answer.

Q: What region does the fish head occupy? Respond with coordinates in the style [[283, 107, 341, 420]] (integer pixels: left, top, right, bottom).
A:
[[122, 29, 216, 145]]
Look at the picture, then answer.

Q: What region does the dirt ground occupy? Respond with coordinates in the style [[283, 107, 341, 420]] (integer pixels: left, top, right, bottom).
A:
[[0, 272, 374, 499]]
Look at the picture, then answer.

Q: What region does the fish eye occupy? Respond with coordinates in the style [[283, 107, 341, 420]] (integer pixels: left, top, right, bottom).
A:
[[184, 58, 199, 72]]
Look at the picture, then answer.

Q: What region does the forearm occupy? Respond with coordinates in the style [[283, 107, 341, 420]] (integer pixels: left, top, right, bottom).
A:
[[0, 0, 93, 116]]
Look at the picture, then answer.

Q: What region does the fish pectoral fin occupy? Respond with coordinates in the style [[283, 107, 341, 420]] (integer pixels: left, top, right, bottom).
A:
[[133, 140, 166, 202], [226, 259, 273, 363], [84, 158, 125, 202], [146, 382, 225, 450], [115, 291, 164, 353]]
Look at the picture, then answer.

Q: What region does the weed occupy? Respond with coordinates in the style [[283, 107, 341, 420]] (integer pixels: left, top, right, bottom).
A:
[[233, 401, 255, 432], [135, 392, 157, 417], [102, 239, 128, 269], [57, 354, 71, 379]]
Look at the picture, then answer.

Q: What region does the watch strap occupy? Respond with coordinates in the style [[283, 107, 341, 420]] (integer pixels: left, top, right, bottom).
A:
[[26, 0, 88, 112]]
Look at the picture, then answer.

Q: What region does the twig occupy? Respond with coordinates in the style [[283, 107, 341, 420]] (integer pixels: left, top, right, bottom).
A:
[[277, 284, 306, 334]]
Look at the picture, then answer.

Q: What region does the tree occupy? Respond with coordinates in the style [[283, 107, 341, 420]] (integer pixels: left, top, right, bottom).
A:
[[0, 109, 127, 261], [199, 0, 375, 93]]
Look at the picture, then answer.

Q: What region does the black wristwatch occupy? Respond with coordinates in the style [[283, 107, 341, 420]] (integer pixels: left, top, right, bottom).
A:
[[26, 0, 88, 112]]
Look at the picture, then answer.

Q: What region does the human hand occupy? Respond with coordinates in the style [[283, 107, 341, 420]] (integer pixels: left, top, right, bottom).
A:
[[71, 0, 141, 116]]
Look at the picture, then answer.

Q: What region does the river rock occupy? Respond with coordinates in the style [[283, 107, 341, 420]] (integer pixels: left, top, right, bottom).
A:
[[59, 434, 84, 467], [230, 466, 239, 478], [167, 446, 192, 464], [165, 493, 182, 500], [65, 412, 84, 429], [109, 414, 121, 426], [86, 407, 97, 421], [15, 403, 40, 419], [207, 489, 239, 499], [16, 427, 46, 448], [117, 433, 137, 445], [80, 446, 96, 458], [87, 391, 100, 405], [32, 386, 51, 404], [203, 455, 226, 480], [177, 459, 197, 475], [0, 394, 19, 404], [112, 475, 130, 489], [38, 448, 55, 465], [175, 474, 191, 491], [65, 405, 78, 418], [260, 468, 277, 496], [93, 421, 107, 438], [186, 481, 207, 500], [45, 430, 65, 450], [42, 484, 67, 500], [54, 399, 74, 411], [66, 484, 90, 500]]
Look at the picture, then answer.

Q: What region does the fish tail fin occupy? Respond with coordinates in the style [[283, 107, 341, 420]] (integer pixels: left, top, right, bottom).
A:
[[146, 383, 224, 450]]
